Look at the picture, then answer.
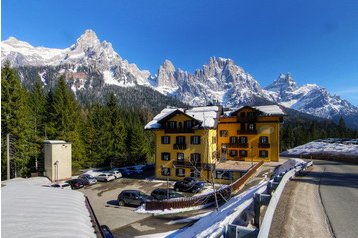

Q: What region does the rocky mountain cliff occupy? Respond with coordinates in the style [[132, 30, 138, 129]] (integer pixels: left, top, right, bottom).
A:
[[2, 29, 358, 128]]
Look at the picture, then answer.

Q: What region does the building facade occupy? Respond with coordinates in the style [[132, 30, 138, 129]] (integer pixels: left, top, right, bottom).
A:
[[44, 140, 72, 182], [217, 105, 284, 163], [145, 106, 221, 182], [145, 105, 285, 183]]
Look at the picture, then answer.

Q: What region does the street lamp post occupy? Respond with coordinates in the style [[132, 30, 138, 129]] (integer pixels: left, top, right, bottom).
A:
[[251, 146, 254, 167], [161, 165, 170, 199]]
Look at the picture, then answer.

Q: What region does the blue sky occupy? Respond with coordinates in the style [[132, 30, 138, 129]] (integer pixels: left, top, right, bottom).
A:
[[2, 0, 358, 105]]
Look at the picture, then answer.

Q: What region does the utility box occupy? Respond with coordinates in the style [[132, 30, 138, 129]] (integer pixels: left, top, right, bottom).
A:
[[44, 140, 72, 182]]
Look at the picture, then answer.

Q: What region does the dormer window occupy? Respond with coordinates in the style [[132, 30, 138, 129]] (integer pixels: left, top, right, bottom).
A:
[[184, 120, 192, 128], [168, 121, 177, 129]]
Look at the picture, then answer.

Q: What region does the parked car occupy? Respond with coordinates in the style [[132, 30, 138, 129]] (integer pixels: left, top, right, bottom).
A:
[[117, 190, 153, 206], [108, 171, 122, 179], [151, 188, 184, 200], [66, 179, 85, 190], [127, 166, 144, 175], [96, 173, 115, 182], [78, 174, 97, 185], [174, 177, 205, 193], [112, 168, 132, 177]]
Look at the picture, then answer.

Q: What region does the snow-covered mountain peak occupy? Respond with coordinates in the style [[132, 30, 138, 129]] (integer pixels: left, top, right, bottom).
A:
[[265, 73, 297, 93], [72, 29, 101, 49], [161, 59, 175, 72]]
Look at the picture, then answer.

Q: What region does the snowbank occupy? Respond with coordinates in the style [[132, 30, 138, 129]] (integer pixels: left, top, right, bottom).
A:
[[2, 177, 96, 238], [281, 141, 358, 158], [169, 181, 267, 238], [273, 158, 305, 177]]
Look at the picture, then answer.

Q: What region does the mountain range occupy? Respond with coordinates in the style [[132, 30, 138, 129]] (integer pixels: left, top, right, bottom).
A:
[[2, 29, 358, 128]]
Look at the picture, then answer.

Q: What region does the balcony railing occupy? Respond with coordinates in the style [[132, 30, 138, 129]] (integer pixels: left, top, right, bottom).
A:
[[173, 161, 215, 171], [237, 130, 257, 135], [226, 143, 249, 148], [258, 143, 270, 148], [164, 128, 194, 134], [173, 144, 187, 150], [237, 116, 257, 122]]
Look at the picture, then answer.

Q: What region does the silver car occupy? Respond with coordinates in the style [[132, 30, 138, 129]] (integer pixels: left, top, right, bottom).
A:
[[78, 174, 97, 185], [97, 173, 115, 182]]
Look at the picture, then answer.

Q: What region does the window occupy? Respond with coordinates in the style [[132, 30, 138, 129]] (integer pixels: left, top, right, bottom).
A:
[[176, 136, 186, 145], [239, 150, 248, 157], [220, 130, 228, 137], [190, 153, 201, 164], [229, 150, 238, 157], [212, 136, 217, 144], [247, 112, 255, 118], [161, 136, 170, 144], [177, 153, 184, 161], [230, 136, 238, 144], [215, 170, 233, 180], [161, 167, 170, 176], [259, 150, 268, 158], [168, 121, 177, 129], [191, 136, 201, 145], [161, 152, 170, 161], [260, 136, 269, 144], [176, 168, 185, 177], [190, 169, 201, 178], [239, 136, 247, 144], [184, 120, 192, 128], [240, 112, 246, 118], [248, 123, 255, 131]]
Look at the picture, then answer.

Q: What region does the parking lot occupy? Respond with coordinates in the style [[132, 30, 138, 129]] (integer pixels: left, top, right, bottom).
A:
[[79, 173, 212, 237]]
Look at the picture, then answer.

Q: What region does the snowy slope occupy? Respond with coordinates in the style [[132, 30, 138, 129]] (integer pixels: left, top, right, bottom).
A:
[[281, 140, 358, 157], [265, 73, 358, 120]]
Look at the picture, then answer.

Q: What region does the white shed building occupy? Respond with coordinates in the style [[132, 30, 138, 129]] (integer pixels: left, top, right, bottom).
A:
[[44, 140, 72, 182]]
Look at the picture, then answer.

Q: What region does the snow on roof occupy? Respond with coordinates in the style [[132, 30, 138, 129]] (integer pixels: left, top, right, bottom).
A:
[[44, 140, 69, 144], [252, 105, 285, 116], [144, 107, 184, 130], [226, 105, 285, 117], [2, 177, 96, 238], [145, 106, 219, 129]]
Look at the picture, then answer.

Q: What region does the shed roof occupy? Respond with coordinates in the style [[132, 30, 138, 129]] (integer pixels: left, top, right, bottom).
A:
[[44, 140, 71, 144]]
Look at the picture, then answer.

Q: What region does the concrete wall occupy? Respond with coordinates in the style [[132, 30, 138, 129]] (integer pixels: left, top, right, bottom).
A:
[[44, 142, 72, 182]]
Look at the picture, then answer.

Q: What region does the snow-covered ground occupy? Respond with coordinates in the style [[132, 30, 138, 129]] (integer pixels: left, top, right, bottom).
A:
[[2, 177, 96, 238], [281, 140, 358, 158]]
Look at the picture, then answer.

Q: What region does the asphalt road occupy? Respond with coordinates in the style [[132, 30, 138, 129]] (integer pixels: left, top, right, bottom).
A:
[[270, 159, 358, 238], [314, 160, 358, 238]]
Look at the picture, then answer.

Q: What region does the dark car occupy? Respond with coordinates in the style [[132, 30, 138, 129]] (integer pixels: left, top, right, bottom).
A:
[[151, 188, 184, 200], [174, 177, 205, 193], [117, 190, 153, 206], [66, 178, 85, 190]]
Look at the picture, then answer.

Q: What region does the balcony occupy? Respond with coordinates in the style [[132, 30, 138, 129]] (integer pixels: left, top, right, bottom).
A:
[[237, 130, 257, 135], [237, 116, 257, 122], [226, 143, 249, 148], [164, 128, 194, 134], [258, 143, 270, 148], [173, 144, 187, 150], [173, 161, 215, 171]]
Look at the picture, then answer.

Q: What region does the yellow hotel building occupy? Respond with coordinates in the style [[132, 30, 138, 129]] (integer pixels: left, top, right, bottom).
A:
[[145, 105, 285, 183]]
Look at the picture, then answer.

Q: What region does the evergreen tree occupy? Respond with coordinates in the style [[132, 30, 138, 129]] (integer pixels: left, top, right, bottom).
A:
[[28, 79, 47, 167], [46, 76, 85, 172], [105, 93, 127, 166], [1, 62, 36, 179]]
